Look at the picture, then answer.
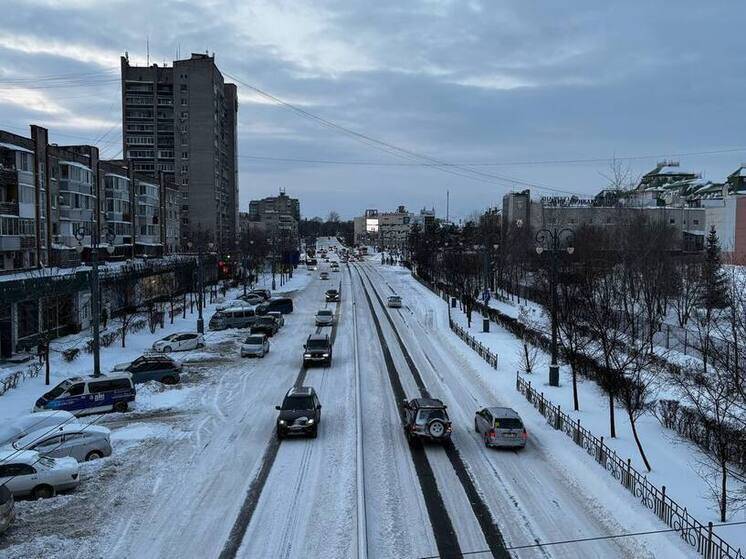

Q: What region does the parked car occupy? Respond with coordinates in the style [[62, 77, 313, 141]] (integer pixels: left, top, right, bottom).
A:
[[238, 293, 265, 305], [0, 450, 80, 499], [34, 373, 136, 415], [474, 407, 527, 449], [325, 289, 340, 303], [303, 333, 332, 367], [267, 310, 285, 328], [315, 309, 334, 326], [217, 299, 256, 312], [240, 334, 270, 358], [209, 307, 258, 330], [319, 272, 330, 280], [152, 332, 205, 352], [275, 386, 322, 439], [0, 411, 77, 447], [249, 316, 279, 337], [401, 398, 452, 444], [0, 486, 14, 535], [11, 424, 112, 462], [387, 295, 402, 308], [249, 289, 271, 300], [112, 354, 181, 385], [256, 297, 294, 315]]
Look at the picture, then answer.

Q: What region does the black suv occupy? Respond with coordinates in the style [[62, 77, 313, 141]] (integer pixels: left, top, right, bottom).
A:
[[250, 316, 279, 337], [112, 354, 182, 385], [276, 386, 322, 439], [325, 289, 340, 303], [401, 398, 452, 444], [256, 297, 294, 315], [303, 333, 332, 367]]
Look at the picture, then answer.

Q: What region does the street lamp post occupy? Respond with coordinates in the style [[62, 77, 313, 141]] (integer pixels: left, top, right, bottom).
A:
[[75, 225, 115, 377], [535, 227, 574, 387], [187, 238, 214, 334]]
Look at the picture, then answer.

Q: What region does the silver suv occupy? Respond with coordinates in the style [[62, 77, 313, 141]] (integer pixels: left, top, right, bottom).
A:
[[474, 407, 527, 449]]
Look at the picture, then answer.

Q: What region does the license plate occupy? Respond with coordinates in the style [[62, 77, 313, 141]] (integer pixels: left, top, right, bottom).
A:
[[504, 433, 516, 438]]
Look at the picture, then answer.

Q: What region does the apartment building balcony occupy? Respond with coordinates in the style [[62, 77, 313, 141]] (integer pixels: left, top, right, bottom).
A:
[[0, 200, 19, 216], [125, 96, 153, 106]]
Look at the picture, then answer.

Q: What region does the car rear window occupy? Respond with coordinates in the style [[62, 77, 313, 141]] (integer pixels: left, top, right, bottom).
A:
[[494, 418, 523, 429], [245, 336, 263, 344]]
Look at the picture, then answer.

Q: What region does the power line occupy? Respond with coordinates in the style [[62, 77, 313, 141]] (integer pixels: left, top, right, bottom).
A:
[[417, 520, 746, 558]]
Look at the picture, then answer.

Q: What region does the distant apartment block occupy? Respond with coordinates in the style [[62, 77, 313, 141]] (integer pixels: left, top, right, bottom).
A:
[[121, 52, 238, 252], [353, 206, 413, 249], [248, 189, 300, 242]]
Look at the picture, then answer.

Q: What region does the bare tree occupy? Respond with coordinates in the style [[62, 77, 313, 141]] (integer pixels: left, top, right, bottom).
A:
[[110, 267, 143, 348], [598, 157, 639, 191], [671, 256, 703, 328]]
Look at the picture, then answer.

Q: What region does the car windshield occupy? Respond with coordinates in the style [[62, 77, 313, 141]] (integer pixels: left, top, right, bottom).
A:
[[44, 380, 73, 400], [307, 339, 328, 349], [327, 290, 338, 295], [283, 396, 315, 410], [318, 310, 332, 316], [389, 296, 401, 301], [245, 336, 264, 344], [415, 408, 448, 425], [494, 418, 523, 429]]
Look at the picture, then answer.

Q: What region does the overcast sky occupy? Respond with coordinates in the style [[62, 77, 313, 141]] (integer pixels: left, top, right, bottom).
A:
[[1, 0, 744, 220]]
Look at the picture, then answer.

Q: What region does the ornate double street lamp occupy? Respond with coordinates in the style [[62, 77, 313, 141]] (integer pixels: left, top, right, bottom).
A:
[[187, 238, 214, 334], [535, 227, 574, 387], [75, 225, 115, 377]]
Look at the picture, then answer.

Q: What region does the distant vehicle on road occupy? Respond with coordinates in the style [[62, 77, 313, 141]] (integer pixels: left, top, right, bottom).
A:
[[0, 411, 77, 447], [402, 398, 452, 444], [303, 333, 332, 367], [267, 311, 285, 328], [112, 354, 181, 385], [325, 289, 340, 302], [275, 386, 322, 439], [319, 271, 330, 280], [152, 332, 205, 352], [306, 258, 318, 270], [11, 424, 112, 462], [387, 295, 402, 308], [250, 316, 279, 337], [34, 373, 136, 415], [0, 486, 14, 535], [256, 297, 294, 315], [474, 407, 527, 449], [315, 309, 334, 327], [0, 449, 80, 499], [209, 307, 258, 330], [241, 334, 270, 358]]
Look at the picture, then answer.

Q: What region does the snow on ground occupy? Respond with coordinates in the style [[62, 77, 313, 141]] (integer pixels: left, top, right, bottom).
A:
[[377, 263, 745, 553]]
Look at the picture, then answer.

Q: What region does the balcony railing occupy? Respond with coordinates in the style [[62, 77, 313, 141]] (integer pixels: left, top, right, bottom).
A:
[[0, 200, 19, 215]]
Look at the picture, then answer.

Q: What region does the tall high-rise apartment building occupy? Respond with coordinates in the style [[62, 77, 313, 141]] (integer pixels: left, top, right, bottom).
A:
[[120, 52, 238, 251]]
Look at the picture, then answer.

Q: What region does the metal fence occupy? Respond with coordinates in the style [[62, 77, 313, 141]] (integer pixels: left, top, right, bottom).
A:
[[448, 316, 499, 369], [516, 373, 743, 559], [0, 362, 41, 397]]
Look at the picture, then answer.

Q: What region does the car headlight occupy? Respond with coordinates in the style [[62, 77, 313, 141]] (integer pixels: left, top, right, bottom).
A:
[[279, 420, 286, 425], [322, 353, 329, 357], [308, 419, 315, 425], [304, 353, 311, 358]]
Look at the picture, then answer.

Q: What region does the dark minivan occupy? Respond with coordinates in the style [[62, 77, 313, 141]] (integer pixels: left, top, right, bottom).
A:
[[256, 297, 294, 315]]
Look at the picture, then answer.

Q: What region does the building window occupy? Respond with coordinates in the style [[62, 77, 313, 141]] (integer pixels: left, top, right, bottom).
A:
[[181, 98, 188, 106], [670, 218, 676, 224], [693, 219, 700, 225], [181, 151, 188, 160], [180, 84, 188, 92], [181, 111, 188, 119]]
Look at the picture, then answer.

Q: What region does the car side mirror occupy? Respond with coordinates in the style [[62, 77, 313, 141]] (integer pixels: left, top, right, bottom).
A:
[[275, 405, 281, 410], [317, 405, 322, 410], [401, 399, 408, 408], [303, 344, 307, 349]]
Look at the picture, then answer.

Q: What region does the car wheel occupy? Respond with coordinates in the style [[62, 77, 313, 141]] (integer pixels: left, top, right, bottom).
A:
[[32, 485, 54, 500], [483, 433, 491, 448], [163, 345, 172, 353], [310, 426, 318, 439], [161, 376, 177, 385], [277, 427, 284, 440], [113, 401, 128, 413], [427, 419, 446, 439], [85, 450, 104, 461], [197, 342, 205, 349], [474, 418, 479, 433]]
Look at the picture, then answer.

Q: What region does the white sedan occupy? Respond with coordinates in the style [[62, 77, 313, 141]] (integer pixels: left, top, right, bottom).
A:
[[241, 334, 270, 358], [0, 450, 80, 499], [152, 332, 205, 353], [315, 309, 334, 326]]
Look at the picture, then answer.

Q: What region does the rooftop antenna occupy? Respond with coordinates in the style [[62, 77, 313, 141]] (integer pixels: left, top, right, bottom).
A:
[[446, 190, 450, 223], [146, 36, 150, 66]]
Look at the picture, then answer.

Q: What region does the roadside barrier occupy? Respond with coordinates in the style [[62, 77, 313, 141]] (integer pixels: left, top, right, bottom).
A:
[[516, 373, 743, 559], [0, 362, 42, 397], [448, 316, 498, 369]]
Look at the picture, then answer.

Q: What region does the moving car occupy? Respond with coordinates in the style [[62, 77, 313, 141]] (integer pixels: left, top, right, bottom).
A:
[[267, 311, 285, 328], [303, 333, 332, 367], [387, 295, 402, 308], [0, 411, 77, 447], [325, 289, 340, 303], [315, 309, 334, 326], [11, 424, 113, 462], [256, 297, 294, 315], [210, 307, 258, 330], [474, 407, 527, 449], [152, 332, 205, 352], [0, 450, 80, 499], [319, 271, 330, 280], [250, 316, 279, 337], [34, 373, 136, 415], [0, 486, 14, 535], [112, 354, 182, 385], [275, 386, 322, 439], [240, 333, 270, 358], [401, 398, 452, 444]]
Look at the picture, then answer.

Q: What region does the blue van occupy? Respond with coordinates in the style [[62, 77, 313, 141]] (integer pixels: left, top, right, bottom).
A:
[[34, 373, 136, 416]]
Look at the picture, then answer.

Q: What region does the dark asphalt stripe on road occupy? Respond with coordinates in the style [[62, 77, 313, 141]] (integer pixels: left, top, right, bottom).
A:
[[358, 265, 511, 559], [353, 266, 463, 559]]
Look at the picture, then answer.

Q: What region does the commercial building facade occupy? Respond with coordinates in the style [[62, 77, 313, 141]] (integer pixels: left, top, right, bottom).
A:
[[121, 52, 238, 252]]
